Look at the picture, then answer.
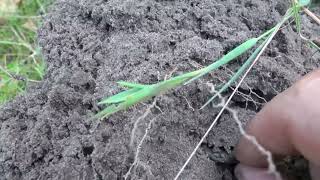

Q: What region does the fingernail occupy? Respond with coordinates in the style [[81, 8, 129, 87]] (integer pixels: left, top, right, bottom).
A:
[[234, 164, 277, 180]]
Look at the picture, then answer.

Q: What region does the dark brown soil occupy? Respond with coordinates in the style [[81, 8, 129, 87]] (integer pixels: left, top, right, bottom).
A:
[[0, 0, 319, 179]]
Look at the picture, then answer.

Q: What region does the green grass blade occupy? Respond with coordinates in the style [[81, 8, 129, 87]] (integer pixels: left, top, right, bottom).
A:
[[309, 40, 320, 51], [123, 87, 155, 107], [97, 86, 157, 118], [34, 64, 45, 79], [257, 27, 277, 40], [98, 88, 142, 105], [117, 81, 147, 89], [156, 70, 201, 90], [185, 38, 260, 85], [95, 104, 119, 119], [201, 9, 293, 109], [293, 2, 302, 34], [200, 36, 272, 109], [0, 40, 27, 47]]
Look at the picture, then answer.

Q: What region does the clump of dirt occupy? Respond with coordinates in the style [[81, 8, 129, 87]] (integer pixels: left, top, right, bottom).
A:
[[0, 0, 319, 179]]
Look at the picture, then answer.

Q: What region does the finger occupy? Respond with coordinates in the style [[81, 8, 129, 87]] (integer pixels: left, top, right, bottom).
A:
[[236, 69, 320, 167], [234, 164, 277, 180]]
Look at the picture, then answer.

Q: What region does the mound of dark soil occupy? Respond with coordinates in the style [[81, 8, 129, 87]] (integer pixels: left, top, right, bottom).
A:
[[1, 0, 319, 179]]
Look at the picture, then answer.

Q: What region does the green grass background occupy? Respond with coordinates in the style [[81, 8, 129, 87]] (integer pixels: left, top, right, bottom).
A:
[[0, 0, 51, 104]]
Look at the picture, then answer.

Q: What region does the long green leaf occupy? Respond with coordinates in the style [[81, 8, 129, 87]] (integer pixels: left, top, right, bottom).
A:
[[200, 35, 272, 109], [185, 37, 260, 84], [201, 9, 293, 109], [95, 104, 119, 119], [117, 81, 147, 89], [98, 88, 141, 105]]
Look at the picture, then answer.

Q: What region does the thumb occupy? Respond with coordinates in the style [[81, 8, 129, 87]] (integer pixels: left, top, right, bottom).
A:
[[234, 164, 277, 180]]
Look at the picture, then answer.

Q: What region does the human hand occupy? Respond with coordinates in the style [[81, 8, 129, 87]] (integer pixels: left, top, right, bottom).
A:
[[235, 69, 320, 180]]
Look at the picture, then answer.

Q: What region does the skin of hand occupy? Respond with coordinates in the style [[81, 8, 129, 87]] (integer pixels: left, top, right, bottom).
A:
[[234, 69, 320, 180]]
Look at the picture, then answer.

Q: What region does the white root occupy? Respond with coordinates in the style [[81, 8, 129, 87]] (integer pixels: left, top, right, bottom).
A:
[[126, 67, 175, 179], [124, 113, 160, 180], [129, 98, 158, 147]]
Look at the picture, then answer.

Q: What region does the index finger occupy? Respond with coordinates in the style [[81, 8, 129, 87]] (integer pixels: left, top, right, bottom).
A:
[[235, 69, 320, 167]]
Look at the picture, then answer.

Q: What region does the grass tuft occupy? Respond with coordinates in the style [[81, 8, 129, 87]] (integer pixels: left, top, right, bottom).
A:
[[0, 0, 51, 104], [95, 1, 315, 119]]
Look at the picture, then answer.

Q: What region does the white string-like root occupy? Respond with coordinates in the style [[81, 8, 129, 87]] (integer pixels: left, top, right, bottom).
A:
[[225, 101, 280, 180], [223, 66, 268, 104], [129, 98, 158, 147], [124, 115, 159, 180], [174, 18, 285, 180], [125, 68, 175, 178], [222, 67, 267, 109], [183, 96, 195, 111]]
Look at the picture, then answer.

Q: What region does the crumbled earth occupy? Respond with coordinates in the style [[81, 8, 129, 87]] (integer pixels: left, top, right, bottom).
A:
[[0, 0, 319, 179]]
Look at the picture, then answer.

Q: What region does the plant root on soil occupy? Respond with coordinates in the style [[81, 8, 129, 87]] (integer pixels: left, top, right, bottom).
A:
[[125, 102, 162, 179], [129, 98, 158, 147], [174, 15, 287, 179]]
